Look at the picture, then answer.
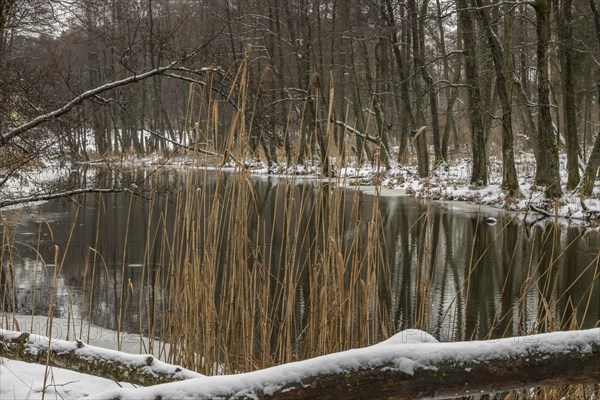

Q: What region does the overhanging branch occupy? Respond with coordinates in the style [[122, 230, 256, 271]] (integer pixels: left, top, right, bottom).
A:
[[1, 61, 183, 145]]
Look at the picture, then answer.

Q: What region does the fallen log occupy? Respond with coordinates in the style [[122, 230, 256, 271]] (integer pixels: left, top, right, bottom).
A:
[[0, 329, 202, 386], [2, 328, 599, 398], [92, 328, 600, 400]]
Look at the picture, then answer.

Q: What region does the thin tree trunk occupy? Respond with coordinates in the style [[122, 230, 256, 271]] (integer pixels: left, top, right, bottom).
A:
[[409, 0, 430, 177], [362, 40, 391, 169], [558, 0, 580, 189], [436, 0, 460, 160], [383, 0, 416, 164], [474, 0, 520, 194], [513, 78, 539, 161], [580, 0, 600, 195], [349, 39, 368, 164], [419, 0, 444, 168]]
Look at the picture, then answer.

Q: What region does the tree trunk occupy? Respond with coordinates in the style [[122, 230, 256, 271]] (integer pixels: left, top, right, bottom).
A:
[[409, 0, 430, 178], [0, 0, 15, 54], [534, 0, 562, 198], [558, 0, 580, 189], [419, 0, 443, 169], [474, 0, 520, 194], [580, 129, 600, 196], [412, 126, 430, 178], [581, 0, 600, 196], [513, 78, 539, 162], [362, 41, 391, 169], [383, 0, 416, 164], [457, 0, 487, 186], [349, 39, 369, 164], [436, 0, 460, 160]]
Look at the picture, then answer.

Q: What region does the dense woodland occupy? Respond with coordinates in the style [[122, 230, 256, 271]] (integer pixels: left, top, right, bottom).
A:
[[3, 0, 600, 197]]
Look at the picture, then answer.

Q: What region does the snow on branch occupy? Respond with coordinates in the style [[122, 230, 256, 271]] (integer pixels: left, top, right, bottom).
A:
[[91, 328, 600, 400], [334, 120, 379, 145], [0, 329, 203, 386]]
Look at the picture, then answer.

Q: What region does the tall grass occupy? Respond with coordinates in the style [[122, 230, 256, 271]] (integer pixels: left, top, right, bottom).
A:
[[134, 166, 391, 374]]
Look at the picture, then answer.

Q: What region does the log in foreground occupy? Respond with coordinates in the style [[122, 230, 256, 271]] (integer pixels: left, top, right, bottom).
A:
[[0, 329, 202, 386], [92, 328, 600, 400]]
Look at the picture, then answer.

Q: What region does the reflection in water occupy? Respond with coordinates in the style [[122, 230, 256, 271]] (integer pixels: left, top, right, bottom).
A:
[[2, 169, 599, 357]]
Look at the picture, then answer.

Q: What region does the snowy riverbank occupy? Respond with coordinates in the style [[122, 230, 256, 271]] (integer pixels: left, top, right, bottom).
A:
[[2, 150, 600, 224]]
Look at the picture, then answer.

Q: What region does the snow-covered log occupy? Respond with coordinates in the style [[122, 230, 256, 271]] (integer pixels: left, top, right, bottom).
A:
[[0, 329, 203, 386], [2, 328, 599, 398], [92, 328, 600, 400]]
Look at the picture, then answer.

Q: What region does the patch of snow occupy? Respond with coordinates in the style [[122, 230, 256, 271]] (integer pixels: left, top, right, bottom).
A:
[[0, 358, 135, 400]]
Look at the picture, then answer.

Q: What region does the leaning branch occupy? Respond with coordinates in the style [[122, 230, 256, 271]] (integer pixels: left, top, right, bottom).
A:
[[143, 128, 220, 157], [0, 329, 203, 386], [0, 188, 129, 209], [334, 120, 380, 145], [1, 61, 183, 144]]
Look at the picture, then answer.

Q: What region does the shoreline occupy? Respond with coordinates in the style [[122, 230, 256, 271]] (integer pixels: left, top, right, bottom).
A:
[[2, 154, 600, 226]]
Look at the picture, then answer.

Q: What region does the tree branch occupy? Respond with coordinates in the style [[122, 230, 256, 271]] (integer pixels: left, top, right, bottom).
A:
[[0, 330, 203, 386], [1, 61, 183, 145], [0, 188, 131, 209]]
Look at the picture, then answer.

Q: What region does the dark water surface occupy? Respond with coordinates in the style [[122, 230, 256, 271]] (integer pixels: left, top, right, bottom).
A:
[[2, 168, 599, 344]]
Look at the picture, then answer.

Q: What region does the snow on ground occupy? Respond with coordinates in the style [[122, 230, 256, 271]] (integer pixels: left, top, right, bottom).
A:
[[0, 358, 135, 400], [242, 150, 600, 226], [0, 314, 198, 400]]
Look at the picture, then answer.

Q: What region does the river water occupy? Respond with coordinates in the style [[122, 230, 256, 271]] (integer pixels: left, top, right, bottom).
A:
[[1, 168, 599, 348]]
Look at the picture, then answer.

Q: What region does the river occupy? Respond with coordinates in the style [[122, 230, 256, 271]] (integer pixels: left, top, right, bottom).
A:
[[1, 167, 599, 368]]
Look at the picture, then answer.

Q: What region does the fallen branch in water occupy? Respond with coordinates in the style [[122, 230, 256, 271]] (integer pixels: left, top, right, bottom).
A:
[[528, 203, 554, 218], [0, 329, 202, 386]]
